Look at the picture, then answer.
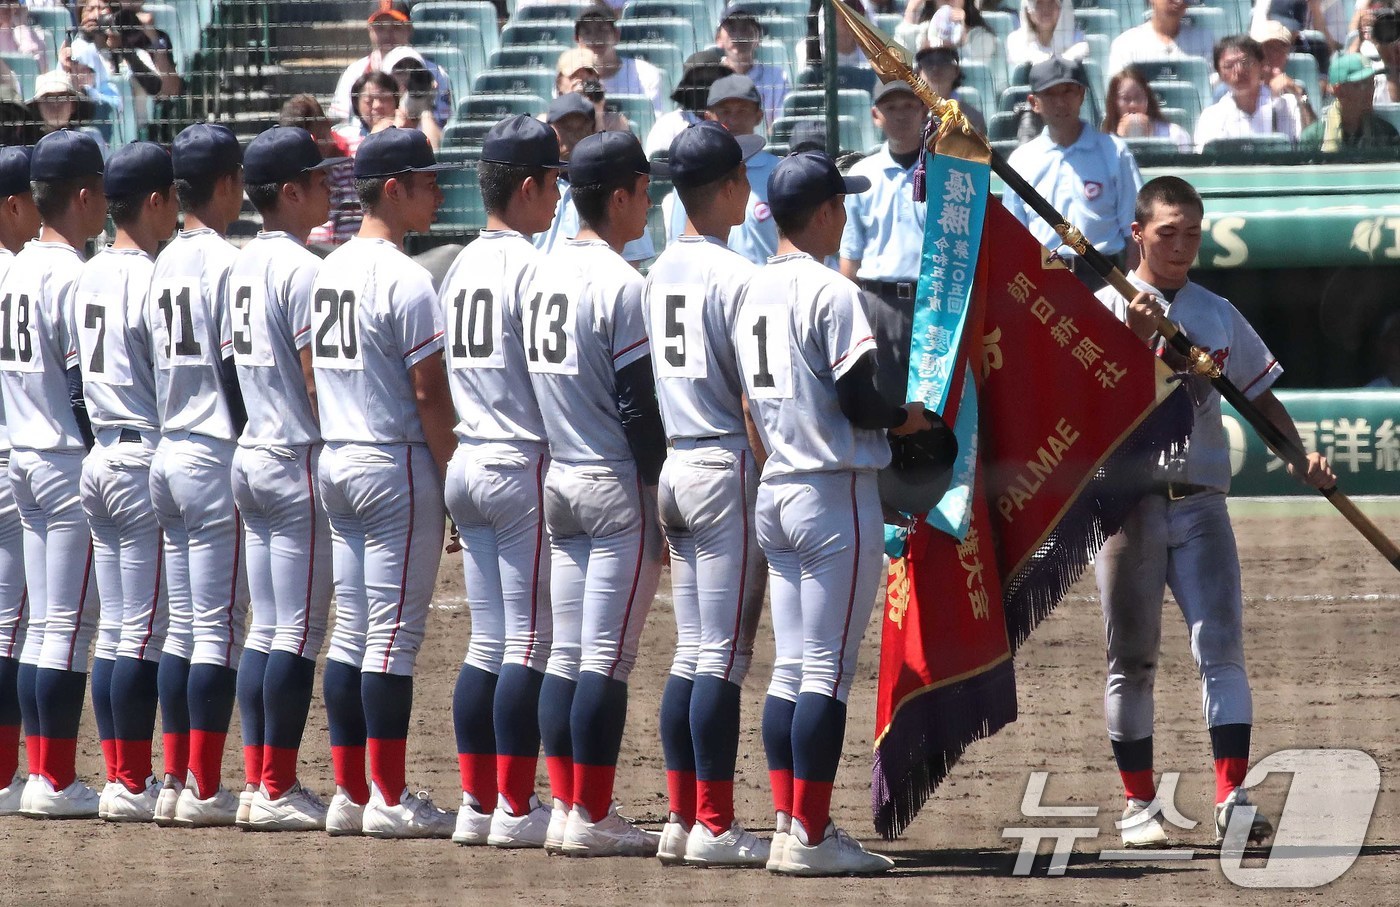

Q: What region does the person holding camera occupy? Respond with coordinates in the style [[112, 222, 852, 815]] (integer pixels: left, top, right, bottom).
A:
[[555, 48, 630, 135], [330, 0, 453, 128], [381, 46, 444, 150], [79, 0, 182, 109], [1354, 0, 1400, 101]]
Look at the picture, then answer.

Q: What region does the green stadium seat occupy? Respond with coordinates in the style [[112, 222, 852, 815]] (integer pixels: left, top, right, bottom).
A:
[[618, 41, 685, 84], [1009, 62, 1031, 87], [1130, 58, 1211, 109], [1085, 33, 1110, 81], [956, 85, 983, 114], [433, 158, 485, 233], [624, 0, 717, 38], [770, 114, 873, 155], [1286, 53, 1322, 107], [441, 120, 494, 152], [1073, 8, 1120, 38], [1375, 103, 1400, 133], [1121, 135, 1186, 165], [473, 68, 556, 98], [457, 93, 549, 120], [990, 138, 1020, 158], [500, 21, 575, 49], [423, 46, 481, 107], [606, 93, 657, 139], [796, 65, 879, 94], [782, 88, 874, 119], [960, 61, 999, 114], [1201, 135, 1298, 165], [733, 0, 808, 19], [617, 18, 698, 57], [25, 6, 70, 65], [0, 52, 41, 101], [1182, 6, 1224, 37], [1157, 105, 1192, 131], [512, 2, 590, 23], [757, 39, 793, 81], [982, 10, 1015, 48], [756, 13, 804, 48], [987, 111, 1020, 142], [1150, 79, 1202, 119], [873, 13, 903, 38], [413, 1, 500, 56], [417, 23, 489, 80], [1199, 0, 1249, 34], [490, 44, 563, 69], [998, 85, 1031, 114]]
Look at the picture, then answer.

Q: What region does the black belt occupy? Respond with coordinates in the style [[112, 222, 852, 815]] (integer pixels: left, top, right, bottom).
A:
[[1158, 481, 1211, 501], [119, 428, 143, 443], [859, 278, 918, 300]]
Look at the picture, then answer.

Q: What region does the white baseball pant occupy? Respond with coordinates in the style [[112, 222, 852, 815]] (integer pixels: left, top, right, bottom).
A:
[[758, 470, 884, 704], [1096, 491, 1252, 741], [444, 439, 552, 675], [80, 428, 166, 663], [0, 451, 26, 660], [148, 435, 248, 668], [543, 459, 662, 685], [658, 436, 765, 686], [231, 444, 333, 659], [319, 442, 445, 676]]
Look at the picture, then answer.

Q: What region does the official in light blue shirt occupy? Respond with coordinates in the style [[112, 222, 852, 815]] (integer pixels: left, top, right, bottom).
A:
[[1002, 56, 1143, 261]]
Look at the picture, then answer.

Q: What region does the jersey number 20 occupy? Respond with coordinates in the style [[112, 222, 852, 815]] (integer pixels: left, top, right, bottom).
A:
[[313, 288, 360, 364]]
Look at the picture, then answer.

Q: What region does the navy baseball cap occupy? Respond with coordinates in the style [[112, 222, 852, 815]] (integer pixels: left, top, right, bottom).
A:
[[1029, 55, 1088, 94], [768, 151, 869, 220], [567, 131, 670, 186], [172, 123, 242, 181], [0, 145, 33, 197], [481, 115, 564, 168], [546, 92, 595, 124], [354, 127, 460, 178], [707, 73, 762, 108], [104, 141, 174, 197], [31, 129, 104, 181], [244, 125, 347, 185], [668, 121, 764, 189]]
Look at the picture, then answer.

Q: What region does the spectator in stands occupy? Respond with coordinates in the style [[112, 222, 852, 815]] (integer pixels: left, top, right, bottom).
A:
[[29, 69, 108, 155], [1252, 0, 1342, 51], [1108, 0, 1218, 78], [381, 46, 444, 150], [1252, 18, 1318, 127], [333, 70, 399, 156], [1003, 56, 1143, 288], [280, 93, 362, 248], [1356, 0, 1400, 101], [64, 37, 122, 113], [687, 4, 791, 125], [330, 0, 452, 127], [1103, 66, 1193, 151], [902, 0, 1000, 69], [645, 60, 728, 157], [0, 0, 49, 70], [1302, 51, 1400, 147], [555, 47, 632, 134], [1194, 35, 1303, 149], [80, 0, 182, 107], [797, 0, 875, 71], [1007, 0, 1089, 69], [916, 45, 987, 135], [573, 6, 667, 116]]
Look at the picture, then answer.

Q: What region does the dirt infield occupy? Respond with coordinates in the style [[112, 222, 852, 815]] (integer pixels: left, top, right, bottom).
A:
[[0, 502, 1395, 906]]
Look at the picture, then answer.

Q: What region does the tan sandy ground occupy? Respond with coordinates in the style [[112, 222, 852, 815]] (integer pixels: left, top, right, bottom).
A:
[[0, 500, 1395, 906]]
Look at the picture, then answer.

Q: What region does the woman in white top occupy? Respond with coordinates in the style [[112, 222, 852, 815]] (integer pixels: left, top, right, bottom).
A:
[[1103, 66, 1193, 152], [1008, 0, 1090, 69], [898, 0, 1002, 70]]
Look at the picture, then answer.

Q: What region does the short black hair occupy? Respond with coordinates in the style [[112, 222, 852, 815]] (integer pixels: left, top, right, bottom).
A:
[[1135, 175, 1204, 224], [175, 166, 240, 212], [355, 176, 389, 211], [479, 160, 550, 216], [245, 172, 315, 217], [674, 164, 746, 219], [572, 170, 642, 230], [772, 195, 837, 238], [1214, 34, 1264, 70], [32, 175, 100, 222], [107, 193, 145, 228]]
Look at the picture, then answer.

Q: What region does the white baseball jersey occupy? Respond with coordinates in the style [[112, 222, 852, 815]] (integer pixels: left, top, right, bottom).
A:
[[642, 234, 755, 441], [736, 252, 891, 478], [73, 247, 160, 432], [0, 241, 87, 451], [438, 230, 547, 444], [522, 238, 650, 464], [149, 229, 239, 439], [228, 232, 322, 447], [311, 237, 445, 443], [1097, 274, 1282, 493], [0, 247, 12, 453]]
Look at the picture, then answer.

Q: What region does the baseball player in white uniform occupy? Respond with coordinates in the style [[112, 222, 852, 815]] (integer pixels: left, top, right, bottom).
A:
[[73, 142, 179, 822], [437, 116, 561, 849], [0, 130, 106, 819], [1094, 176, 1333, 848], [312, 127, 459, 839], [522, 130, 668, 857], [738, 151, 939, 876], [148, 123, 249, 827], [0, 145, 40, 816], [644, 121, 770, 868], [229, 126, 343, 832]]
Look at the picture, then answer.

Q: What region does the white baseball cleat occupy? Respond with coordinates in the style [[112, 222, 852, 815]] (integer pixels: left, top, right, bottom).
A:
[[98, 781, 119, 819], [685, 820, 771, 868], [20, 775, 101, 819], [656, 817, 690, 865], [105, 777, 162, 823], [544, 799, 569, 854], [488, 796, 551, 848], [153, 777, 182, 827], [362, 787, 455, 839], [0, 772, 26, 816], [766, 813, 792, 872], [236, 786, 255, 829], [17, 774, 37, 816], [173, 784, 239, 827], [774, 821, 894, 876], [1120, 798, 1170, 847], [325, 790, 365, 837], [247, 783, 329, 832], [1215, 787, 1274, 845], [561, 803, 661, 857], [452, 795, 492, 845]]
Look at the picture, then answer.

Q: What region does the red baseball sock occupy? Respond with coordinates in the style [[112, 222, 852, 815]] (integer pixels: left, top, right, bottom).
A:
[[696, 778, 735, 834], [100, 738, 117, 783], [1215, 757, 1248, 802], [187, 728, 227, 799], [1121, 769, 1156, 803], [0, 724, 19, 780], [24, 733, 39, 776], [242, 744, 261, 790], [330, 744, 369, 805], [665, 768, 696, 825], [497, 753, 538, 816], [545, 754, 573, 807], [367, 737, 406, 802], [115, 739, 153, 793], [791, 778, 834, 844], [768, 768, 793, 817], [572, 762, 616, 823], [262, 745, 299, 800], [162, 731, 189, 782], [457, 751, 496, 809], [39, 736, 77, 790]]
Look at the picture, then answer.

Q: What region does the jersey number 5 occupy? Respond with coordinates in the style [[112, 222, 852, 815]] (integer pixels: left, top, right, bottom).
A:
[[648, 285, 706, 379]]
